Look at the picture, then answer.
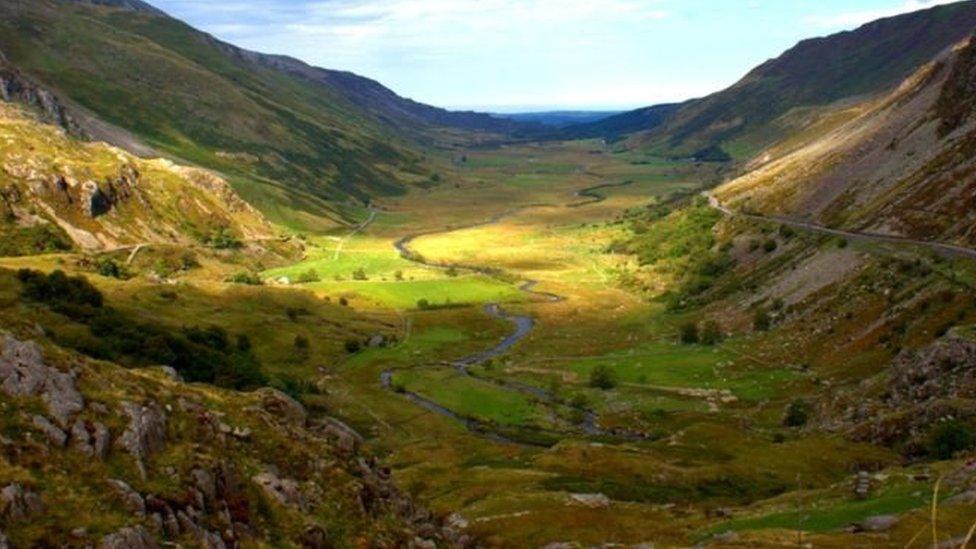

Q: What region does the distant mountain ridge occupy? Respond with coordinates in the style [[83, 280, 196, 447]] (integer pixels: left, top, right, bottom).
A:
[[564, 0, 976, 159]]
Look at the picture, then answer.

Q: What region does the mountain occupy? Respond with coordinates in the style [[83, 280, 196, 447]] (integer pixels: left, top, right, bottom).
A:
[[0, 0, 536, 231], [493, 110, 623, 128], [715, 31, 976, 245], [565, 0, 976, 159]]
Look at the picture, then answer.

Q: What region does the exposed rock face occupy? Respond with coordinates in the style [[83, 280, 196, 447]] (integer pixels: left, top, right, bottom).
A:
[[0, 335, 84, 427], [32, 414, 67, 447], [99, 526, 158, 549], [106, 479, 145, 516], [72, 419, 111, 458], [255, 388, 307, 426], [0, 57, 82, 135], [118, 401, 167, 476], [0, 484, 43, 521], [835, 334, 976, 449]]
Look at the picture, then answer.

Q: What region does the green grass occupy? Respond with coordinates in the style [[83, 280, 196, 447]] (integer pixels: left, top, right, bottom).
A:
[[702, 483, 934, 536], [301, 276, 524, 310], [392, 368, 546, 426], [560, 340, 795, 400]]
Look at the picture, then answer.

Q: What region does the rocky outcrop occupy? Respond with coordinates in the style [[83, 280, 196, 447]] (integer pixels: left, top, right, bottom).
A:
[[106, 479, 146, 516], [72, 419, 111, 458], [117, 400, 167, 477], [0, 56, 83, 135], [255, 388, 307, 426], [835, 334, 976, 448], [0, 484, 43, 521], [99, 526, 158, 549], [32, 414, 67, 447], [0, 335, 84, 427], [252, 471, 308, 511]]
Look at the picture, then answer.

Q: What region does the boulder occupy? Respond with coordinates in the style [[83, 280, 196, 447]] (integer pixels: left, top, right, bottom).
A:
[[252, 471, 307, 511], [99, 526, 158, 549], [32, 414, 67, 448], [368, 334, 386, 348], [567, 493, 611, 509], [0, 336, 84, 427], [255, 388, 306, 426], [72, 419, 110, 458], [106, 479, 146, 516], [855, 514, 899, 532]]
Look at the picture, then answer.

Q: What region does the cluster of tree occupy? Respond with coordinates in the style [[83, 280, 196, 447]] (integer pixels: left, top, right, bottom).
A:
[[17, 269, 266, 390]]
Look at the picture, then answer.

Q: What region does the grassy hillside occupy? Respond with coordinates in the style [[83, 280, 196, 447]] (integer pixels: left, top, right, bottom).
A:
[[0, 0, 514, 230]]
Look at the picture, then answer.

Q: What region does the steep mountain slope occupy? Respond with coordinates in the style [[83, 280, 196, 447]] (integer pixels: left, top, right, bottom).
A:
[[0, 101, 272, 253], [716, 33, 976, 246], [569, 0, 976, 159], [0, 0, 536, 231]]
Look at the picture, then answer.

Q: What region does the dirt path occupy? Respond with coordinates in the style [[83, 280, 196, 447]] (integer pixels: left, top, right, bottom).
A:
[[332, 207, 378, 260], [707, 194, 976, 260]]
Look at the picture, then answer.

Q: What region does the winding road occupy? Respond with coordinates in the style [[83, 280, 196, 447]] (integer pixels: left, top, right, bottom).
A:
[[380, 182, 650, 445], [707, 194, 976, 260]]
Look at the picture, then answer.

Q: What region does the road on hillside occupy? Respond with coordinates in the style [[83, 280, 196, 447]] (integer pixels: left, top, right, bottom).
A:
[[381, 183, 650, 445], [706, 194, 976, 260]]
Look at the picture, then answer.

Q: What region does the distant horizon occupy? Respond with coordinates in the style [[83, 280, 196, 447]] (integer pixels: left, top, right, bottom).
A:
[[150, 0, 963, 112]]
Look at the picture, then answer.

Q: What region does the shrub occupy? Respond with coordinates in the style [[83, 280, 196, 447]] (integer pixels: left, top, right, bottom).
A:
[[344, 339, 362, 353], [570, 393, 591, 409], [294, 335, 310, 350], [226, 272, 263, 285], [700, 320, 723, 345], [679, 321, 699, 344], [394, 270, 404, 281], [352, 268, 367, 281], [753, 309, 772, 332], [417, 298, 430, 310], [446, 266, 459, 278], [297, 269, 320, 283], [18, 269, 103, 310], [95, 258, 127, 279], [763, 239, 778, 253], [927, 420, 975, 459], [589, 364, 617, 390], [339, 297, 349, 307], [207, 227, 242, 249], [783, 400, 812, 427]]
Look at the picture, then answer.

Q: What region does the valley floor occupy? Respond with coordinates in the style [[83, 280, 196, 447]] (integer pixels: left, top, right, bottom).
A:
[[5, 138, 976, 547]]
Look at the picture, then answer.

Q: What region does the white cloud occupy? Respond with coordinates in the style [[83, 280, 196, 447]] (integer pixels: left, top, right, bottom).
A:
[[805, 0, 959, 29]]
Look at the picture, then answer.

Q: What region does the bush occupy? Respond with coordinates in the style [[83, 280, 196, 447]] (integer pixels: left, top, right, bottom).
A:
[[226, 272, 263, 285], [927, 420, 975, 459], [679, 321, 699, 344], [96, 258, 127, 279], [446, 266, 459, 278], [589, 364, 617, 390], [18, 269, 103, 311], [294, 335, 310, 350], [753, 309, 772, 332], [763, 239, 778, 253], [417, 298, 430, 310], [207, 227, 242, 249], [297, 269, 320, 283], [700, 320, 723, 345], [344, 339, 362, 353], [783, 400, 812, 427]]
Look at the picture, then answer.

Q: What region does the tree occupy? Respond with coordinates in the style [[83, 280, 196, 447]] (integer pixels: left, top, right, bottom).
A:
[[679, 321, 699, 344], [700, 320, 723, 345], [783, 400, 812, 427], [928, 420, 975, 459], [589, 364, 617, 390], [394, 270, 404, 281], [754, 309, 772, 332]]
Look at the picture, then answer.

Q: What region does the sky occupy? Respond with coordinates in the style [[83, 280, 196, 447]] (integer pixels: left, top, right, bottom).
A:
[[149, 0, 962, 112]]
